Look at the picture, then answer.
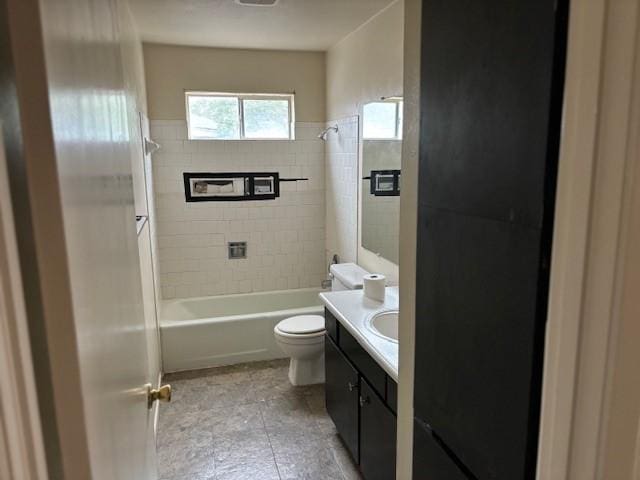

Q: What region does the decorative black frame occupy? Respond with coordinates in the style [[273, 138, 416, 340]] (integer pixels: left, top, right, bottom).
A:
[[365, 169, 401, 196], [184, 172, 280, 202]]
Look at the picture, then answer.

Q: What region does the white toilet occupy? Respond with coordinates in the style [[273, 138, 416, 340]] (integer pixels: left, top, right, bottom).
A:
[[274, 262, 370, 386], [274, 315, 326, 386]]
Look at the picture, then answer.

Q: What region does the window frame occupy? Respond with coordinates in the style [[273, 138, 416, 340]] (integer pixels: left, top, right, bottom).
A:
[[362, 98, 404, 140], [185, 91, 295, 141]]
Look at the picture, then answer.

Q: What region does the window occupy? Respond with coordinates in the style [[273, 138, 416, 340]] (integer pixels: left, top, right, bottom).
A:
[[186, 92, 294, 140], [362, 99, 403, 139]]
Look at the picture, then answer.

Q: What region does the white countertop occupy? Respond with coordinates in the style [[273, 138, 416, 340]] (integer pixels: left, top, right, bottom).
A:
[[319, 287, 399, 381]]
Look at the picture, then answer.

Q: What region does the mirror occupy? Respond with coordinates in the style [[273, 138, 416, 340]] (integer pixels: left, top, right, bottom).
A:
[[360, 97, 403, 265]]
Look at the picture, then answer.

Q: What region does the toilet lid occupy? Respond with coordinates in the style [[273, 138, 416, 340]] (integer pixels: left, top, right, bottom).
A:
[[277, 315, 325, 335]]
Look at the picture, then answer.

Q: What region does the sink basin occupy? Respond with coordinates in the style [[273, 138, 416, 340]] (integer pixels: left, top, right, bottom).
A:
[[366, 310, 399, 343]]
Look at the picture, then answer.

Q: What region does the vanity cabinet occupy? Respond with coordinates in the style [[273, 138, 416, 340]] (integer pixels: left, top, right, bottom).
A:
[[324, 308, 397, 480], [340, 326, 387, 398], [360, 378, 397, 480], [325, 335, 360, 462]]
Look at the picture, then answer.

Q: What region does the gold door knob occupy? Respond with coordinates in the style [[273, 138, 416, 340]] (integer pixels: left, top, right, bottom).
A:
[[147, 384, 171, 409]]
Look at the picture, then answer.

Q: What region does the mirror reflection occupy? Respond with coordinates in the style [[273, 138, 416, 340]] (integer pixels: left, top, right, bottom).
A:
[[361, 97, 403, 265]]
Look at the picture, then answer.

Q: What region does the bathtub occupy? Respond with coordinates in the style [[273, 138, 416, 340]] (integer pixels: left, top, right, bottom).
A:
[[160, 288, 324, 372]]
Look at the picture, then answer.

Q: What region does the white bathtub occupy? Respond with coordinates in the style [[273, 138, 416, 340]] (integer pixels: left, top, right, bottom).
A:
[[160, 288, 324, 372]]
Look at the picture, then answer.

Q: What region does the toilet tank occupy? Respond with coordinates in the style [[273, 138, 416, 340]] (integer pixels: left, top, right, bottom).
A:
[[330, 263, 370, 291]]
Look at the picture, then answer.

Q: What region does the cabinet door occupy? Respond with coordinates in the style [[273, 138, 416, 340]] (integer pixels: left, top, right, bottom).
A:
[[360, 378, 397, 480], [340, 326, 387, 398], [325, 335, 359, 462]]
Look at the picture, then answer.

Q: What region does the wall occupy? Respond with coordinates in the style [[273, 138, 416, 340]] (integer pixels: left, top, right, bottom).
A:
[[143, 43, 326, 122], [144, 44, 328, 300], [326, 0, 404, 121], [325, 116, 360, 264], [600, 97, 640, 477], [151, 121, 326, 299], [0, 57, 48, 480], [325, 0, 404, 280], [0, 0, 65, 476], [598, 7, 640, 473], [536, 0, 640, 477], [397, 0, 420, 477]]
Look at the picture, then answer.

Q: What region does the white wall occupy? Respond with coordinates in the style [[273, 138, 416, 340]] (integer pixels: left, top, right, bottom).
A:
[[143, 45, 329, 300], [143, 44, 326, 122], [151, 121, 326, 299], [325, 0, 404, 280], [326, 1, 404, 121], [325, 116, 360, 265]]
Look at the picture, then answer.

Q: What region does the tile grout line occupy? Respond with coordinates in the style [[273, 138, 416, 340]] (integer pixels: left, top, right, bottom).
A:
[[158, 362, 352, 479], [259, 405, 283, 480], [305, 394, 349, 480], [209, 416, 218, 480]]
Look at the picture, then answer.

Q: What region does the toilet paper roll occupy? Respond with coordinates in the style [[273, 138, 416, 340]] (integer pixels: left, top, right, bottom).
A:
[[363, 274, 386, 302]]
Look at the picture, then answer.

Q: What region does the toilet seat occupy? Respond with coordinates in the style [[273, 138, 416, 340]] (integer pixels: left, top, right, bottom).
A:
[[275, 315, 325, 335]]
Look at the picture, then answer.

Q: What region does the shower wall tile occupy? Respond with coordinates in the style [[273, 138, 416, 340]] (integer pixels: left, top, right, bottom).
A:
[[325, 116, 359, 265], [150, 120, 327, 300]]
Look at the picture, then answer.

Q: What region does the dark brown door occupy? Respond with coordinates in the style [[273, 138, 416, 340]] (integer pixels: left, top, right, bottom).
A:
[[414, 0, 568, 478]]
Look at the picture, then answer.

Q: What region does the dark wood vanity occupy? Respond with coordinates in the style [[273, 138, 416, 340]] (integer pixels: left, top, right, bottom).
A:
[[324, 308, 397, 480]]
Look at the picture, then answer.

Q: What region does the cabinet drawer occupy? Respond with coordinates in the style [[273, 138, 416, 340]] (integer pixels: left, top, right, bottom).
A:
[[324, 307, 339, 344], [339, 326, 387, 400]]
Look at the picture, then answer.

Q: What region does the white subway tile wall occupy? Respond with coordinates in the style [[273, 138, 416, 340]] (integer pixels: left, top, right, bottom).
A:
[[325, 116, 359, 265], [150, 120, 327, 299]]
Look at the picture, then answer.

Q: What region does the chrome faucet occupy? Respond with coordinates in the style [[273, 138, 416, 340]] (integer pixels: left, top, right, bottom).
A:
[[321, 253, 340, 289]]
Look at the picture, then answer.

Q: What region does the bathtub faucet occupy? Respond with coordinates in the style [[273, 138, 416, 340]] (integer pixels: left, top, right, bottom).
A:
[[321, 253, 340, 289]]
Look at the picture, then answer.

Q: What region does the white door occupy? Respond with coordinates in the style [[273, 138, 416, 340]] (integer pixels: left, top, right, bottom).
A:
[[2, 0, 162, 478]]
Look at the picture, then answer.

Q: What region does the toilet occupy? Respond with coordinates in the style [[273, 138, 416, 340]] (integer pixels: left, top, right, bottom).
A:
[[274, 315, 326, 386], [274, 262, 370, 386]]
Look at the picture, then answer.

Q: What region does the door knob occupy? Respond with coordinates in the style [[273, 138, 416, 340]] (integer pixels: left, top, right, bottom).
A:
[[348, 381, 356, 392], [359, 395, 370, 407], [147, 384, 171, 409]]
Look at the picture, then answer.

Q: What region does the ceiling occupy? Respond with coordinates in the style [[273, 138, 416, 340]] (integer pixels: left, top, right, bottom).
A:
[[129, 0, 396, 51]]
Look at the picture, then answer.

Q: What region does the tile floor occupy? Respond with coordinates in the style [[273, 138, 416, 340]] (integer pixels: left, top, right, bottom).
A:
[[157, 359, 363, 480]]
